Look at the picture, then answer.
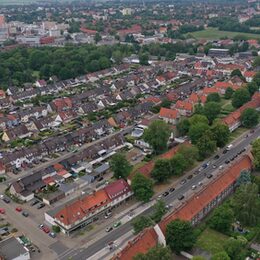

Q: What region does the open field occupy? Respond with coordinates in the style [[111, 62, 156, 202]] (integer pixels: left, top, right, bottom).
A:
[[195, 228, 229, 254], [188, 27, 260, 40]]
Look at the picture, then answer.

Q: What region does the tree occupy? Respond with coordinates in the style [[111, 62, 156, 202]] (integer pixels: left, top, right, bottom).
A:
[[131, 173, 154, 202], [152, 159, 171, 183], [139, 52, 149, 65], [110, 153, 132, 179], [52, 225, 60, 233], [189, 114, 208, 126], [132, 216, 153, 234], [224, 237, 245, 259], [178, 145, 198, 166], [203, 102, 221, 124], [166, 219, 196, 254], [192, 257, 206, 260], [232, 88, 251, 108], [211, 123, 230, 147], [143, 120, 171, 154], [176, 118, 190, 136], [231, 69, 243, 78], [188, 123, 210, 144], [134, 245, 172, 260], [206, 93, 221, 103], [232, 183, 260, 226], [196, 132, 217, 159], [253, 56, 260, 67], [236, 170, 251, 186], [252, 139, 260, 170], [247, 82, 258, 96], [241, 108, 259, 128], [94, 32, 102, 43], [225, 87, 234, 99], [211, 251, 230, 260], [151, 200, 166, 223], [208, 204, 234, 233], [194, 103, 205, 115], [112, 50, 123, 64], [170, 153, 188, 176]]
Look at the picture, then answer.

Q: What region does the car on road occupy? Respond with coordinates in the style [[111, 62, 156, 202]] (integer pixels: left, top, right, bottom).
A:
[[106, 227, 113, 232], [0, 208, 5, 214], [198, 181, 203, 186], [225, 160, 230, 164], [169, 187, 175, 193], [180, 179, 186, 185], [15, 207, 22, 212], [212, 164, 217, 169], [37, 203, 45, 209], [202, 163, 208, 169], [207, 174, 213, 179], [104, 211, 112, 219], [223, 149, 228, 154], [194, 170, 200, 175], [214, 154, 220, 160], [178, 195, 185, 200], [22, 211, 29, 217], [226, 144, 233, 150], [191, 185, 197, 190], [49, 232, 56, 238], [187, 174, 193, 180], [219, 165, 224, 170], [163, 191, 169, 197], [30, 200, 40, 206], [3, 197, 10, 204], [97, 177, 104, 182], [113, 221, 121, 228]]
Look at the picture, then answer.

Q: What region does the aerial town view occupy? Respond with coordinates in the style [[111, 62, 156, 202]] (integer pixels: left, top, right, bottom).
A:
[[0, 0, 260, 259]]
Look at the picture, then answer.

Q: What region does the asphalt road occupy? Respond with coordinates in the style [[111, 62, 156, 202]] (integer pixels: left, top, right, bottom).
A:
[[58, 127, 260, 260]]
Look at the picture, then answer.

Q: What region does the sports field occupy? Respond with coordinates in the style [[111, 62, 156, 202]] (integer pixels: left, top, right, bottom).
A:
[[188, 27, 260, 40]]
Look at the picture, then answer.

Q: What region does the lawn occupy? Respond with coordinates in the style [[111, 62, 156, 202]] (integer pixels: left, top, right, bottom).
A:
[[195, 228, 229, 254], [229, 127, 248, 141], [188, 27, 260, 40]]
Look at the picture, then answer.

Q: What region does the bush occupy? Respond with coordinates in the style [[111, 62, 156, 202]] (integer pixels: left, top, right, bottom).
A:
[[52, 225, 61, 233]]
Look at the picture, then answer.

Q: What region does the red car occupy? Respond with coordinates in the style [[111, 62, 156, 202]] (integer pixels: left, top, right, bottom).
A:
[[0, 208, 5, 214], [42, 226, 50, 233], [15, 207, 22, 212]]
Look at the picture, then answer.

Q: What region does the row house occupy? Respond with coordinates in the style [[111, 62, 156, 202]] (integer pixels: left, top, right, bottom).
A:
[[47, 97, 73, 113], [10, 89, 38, 103], [2, 124, 32, 142], [0, 98, 11, 110], [0, 114, 19, 130], [45, 179, 133, 235], [159, 107, 179, 125], [17, 106, 48, 123], [29, 116, 59, 132]]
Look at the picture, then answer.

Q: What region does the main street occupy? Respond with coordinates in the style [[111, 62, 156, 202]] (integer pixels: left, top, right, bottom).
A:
[[58, 127, 260, 260]]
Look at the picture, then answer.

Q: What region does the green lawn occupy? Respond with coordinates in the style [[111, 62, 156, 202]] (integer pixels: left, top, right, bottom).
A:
[[195, 228, 229, 254], [229, 127, 248, 141], [188, 27, 260, 40]]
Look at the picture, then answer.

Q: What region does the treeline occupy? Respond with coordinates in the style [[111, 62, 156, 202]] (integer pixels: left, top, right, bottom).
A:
[[167, 24, 204, 39], [0, 44, 133, 88]]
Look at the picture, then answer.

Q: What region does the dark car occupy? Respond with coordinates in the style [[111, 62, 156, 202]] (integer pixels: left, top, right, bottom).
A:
[[223, 149, 228, 154], [194, 170, 200, 175], [22, 211, 29, 217], [30, 200, 40, 206], [178, 195, 185, 200], [97, 177, 104, 182], [106, 227, 113, 233], [37, 203, 45, 209], [169, 187, 175, 193], [163, 191, 169, 197], [214, 154, 220, 160], [225, 160, 230, 164], [207, 174, 213, 179], [187, 174, 193, 180], [180, 179, 186, 185], [3, 197, 10, 204]]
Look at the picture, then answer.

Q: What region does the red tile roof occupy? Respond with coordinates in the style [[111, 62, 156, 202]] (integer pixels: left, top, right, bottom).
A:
[[112, 228, 158, 260], [159, 107, 179, 120], [104, 179, 131, 200], [159, 155, 252, 234], [175, 100, 193, 112], [244, 71, 256, 78], [202, 87, 218, 95], [55, 189, 110, 226]]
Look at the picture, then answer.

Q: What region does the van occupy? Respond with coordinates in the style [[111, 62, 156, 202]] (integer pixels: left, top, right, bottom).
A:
[[226, 144, 233, 150]]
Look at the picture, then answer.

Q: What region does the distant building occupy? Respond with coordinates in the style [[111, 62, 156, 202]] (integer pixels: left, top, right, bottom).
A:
[[122, 8, 133, 15], [208, 48, 230, 58]]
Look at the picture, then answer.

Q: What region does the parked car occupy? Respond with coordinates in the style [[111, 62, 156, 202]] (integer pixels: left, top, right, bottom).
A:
[[207, 174, 213, 179], [104, 211, 112, 219], [42, 226, 50, 233], [169, 187, 175, 193], [30, 200, 40, 206], [180, 179, 186, 185], [37, 203, 45, 209], [162, 191, 169, 197], [106, 227, 113, 232], [0, 208, 5, 214], [3, 197, 10, 204], [187, 174, 193, 180], [113, 221, 121, 228], [22, 211, 29, 217], [178, 195, 185, 200], [15, 207, 22, 212], [49, 232, 56, 238]]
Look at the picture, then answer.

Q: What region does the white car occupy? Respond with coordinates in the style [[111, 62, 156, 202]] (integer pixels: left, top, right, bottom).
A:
[[198, 182, 203, 186], [191, 185, 197, 190], [219, 165, 224, 170]]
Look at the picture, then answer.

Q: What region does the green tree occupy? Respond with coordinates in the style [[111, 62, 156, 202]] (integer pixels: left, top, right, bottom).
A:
[[232, 88, 251, 108], [253, 56, 260, 67], [131, 173, 154, 202], [252, 139, 260, 170], [211, 251, 230, 260], [203, 102, 221, 124], [208, 204, 234, 233], [206, 93, 221, 103], [112, 50, 123, 64], [192, 257, 206, 260], [110, 153, 132, 179], [196, 132, 217, 159], [139, 52, 149, 65], [152, 159, 171, 183], [232, 183, 260, 226], [189, 114, 208, 126], [231, 69, 243, 78], [166, 219, 196, 254], [194, 103, 205, 115], [224, 237, 245, 259], [176, 118, 190, 136], [225, 87, 234, 99], [151, 200, 166, 223], [247, 81, 258, 96], [143, 120, 171, 154], [52, 225, 61, 233], [134, 245, 172, 260], [188, 123, 210, 144], [94, 32, 102, 43], [178, 145, 199, 166], [241, 108, 259, 128], [170, 153, 188, 176], [211, 123, 230, 147], [132, 215, 153, 234], [236, 170, 251, 186]]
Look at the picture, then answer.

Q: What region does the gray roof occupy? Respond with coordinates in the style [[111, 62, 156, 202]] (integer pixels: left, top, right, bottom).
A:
[[0, 237, 29, 260], [94, 162, 110, 174]]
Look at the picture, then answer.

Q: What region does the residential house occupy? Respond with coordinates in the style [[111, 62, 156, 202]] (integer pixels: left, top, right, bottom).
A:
[[2, 124, 32, 142], [175, 100, 193, 116], [159, 107, 179, 124], [35, 79, 47, 88], [244, 71, 256, 83]]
